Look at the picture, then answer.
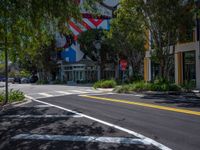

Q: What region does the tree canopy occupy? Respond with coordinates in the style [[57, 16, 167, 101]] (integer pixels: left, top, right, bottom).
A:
[[107, 0, 145, 78]]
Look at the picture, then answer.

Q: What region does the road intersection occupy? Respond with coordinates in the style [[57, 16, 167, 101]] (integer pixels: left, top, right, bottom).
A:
[[1, 84, 200, 150]]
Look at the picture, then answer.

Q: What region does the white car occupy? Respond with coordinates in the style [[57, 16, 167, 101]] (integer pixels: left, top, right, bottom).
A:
[[21, 77, 30, 83]]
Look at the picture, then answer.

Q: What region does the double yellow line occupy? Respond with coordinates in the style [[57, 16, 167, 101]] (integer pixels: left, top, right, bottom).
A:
[[81, 95, 200, 116]]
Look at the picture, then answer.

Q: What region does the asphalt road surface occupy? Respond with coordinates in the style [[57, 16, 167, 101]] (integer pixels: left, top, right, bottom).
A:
[[33, 93, 200, 150], [1, 84, 200, 150]]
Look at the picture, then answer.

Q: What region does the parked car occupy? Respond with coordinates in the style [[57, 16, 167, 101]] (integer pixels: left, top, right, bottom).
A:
[[30, 75, 38, 83], [21, 77, 30, 83], [14, 77, 21, 83], [0, 76, 5, 82], [8, 78, 15, 83]]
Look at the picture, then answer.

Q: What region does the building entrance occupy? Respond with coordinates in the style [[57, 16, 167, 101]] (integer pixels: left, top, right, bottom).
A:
[[183, 51, 196, 86]]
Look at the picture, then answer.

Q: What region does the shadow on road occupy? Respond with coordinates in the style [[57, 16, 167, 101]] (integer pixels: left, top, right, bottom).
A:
[[141, 94, 200, 109], [0, 106, 159, 150]]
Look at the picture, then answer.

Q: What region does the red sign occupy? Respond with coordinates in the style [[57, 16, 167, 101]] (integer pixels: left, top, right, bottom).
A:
[[120, 59, 128, 71]]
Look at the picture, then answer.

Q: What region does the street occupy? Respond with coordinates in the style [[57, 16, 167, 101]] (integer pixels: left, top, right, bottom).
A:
[[0, 84, 200, 150]]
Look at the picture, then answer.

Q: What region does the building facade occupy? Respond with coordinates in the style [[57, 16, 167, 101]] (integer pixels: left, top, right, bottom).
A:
[[55, 0, 120, 83], [144, 26, 200, 89]]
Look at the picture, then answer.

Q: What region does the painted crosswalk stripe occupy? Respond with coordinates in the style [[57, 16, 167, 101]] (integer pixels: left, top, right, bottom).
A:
[[134, 94, 144, 97], [12, 134, 146, 145], [34, 105, 52, 108], [85, 90, 96, 92], [3, 114, 82, 118], [69, 90, 88, 94], [55, 91, 72, 95], [38, 93, 53, 97]]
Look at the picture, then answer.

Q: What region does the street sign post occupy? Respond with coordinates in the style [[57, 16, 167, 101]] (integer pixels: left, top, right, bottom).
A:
[[120, 59, 127, 83], [120, 59, 127, 71]]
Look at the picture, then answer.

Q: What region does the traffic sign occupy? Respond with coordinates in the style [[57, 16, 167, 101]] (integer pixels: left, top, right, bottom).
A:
[[120, 59, 127, 71]]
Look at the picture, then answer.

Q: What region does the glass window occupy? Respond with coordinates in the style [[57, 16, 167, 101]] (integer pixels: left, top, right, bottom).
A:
[[183, 51, 196, 86]]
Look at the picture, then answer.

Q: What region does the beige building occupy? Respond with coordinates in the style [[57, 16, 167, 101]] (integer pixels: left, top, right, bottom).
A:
[[144, 27, 200, 89]]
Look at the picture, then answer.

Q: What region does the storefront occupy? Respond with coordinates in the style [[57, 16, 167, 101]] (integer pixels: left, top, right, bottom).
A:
[[59, 60, 98, 83], [183, 51, 196, 86]]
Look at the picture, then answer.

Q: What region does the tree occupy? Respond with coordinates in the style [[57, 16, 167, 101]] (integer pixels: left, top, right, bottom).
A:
[[107, 0, 145, 79], [136, 0, 194, 79], [78, 29, 117, 80], [0, 0, 100, 80]]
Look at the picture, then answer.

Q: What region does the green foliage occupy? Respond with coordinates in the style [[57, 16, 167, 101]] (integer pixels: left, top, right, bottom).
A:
[[181, 81, 196, 92], [36, 80, 49, 85], [115, 80, 181, 93], [108, 0, 145, 77], [93, 79, 117, 89], [0, 89, 25, 103], [0, 0, 99, 73], [52, 79, 66, 84], [8, 71, 17, 78], [140, 0, 194, 78], [8, 70, 31, 78], [19, 70, 31, 78]]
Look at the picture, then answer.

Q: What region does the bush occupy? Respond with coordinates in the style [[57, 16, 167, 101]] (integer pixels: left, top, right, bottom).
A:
[[115, 80, 181, 93], [36, 80, 49, 84], [0, 89, 25, 103], [93, 79, 117, 88], [181, 81, 196, 92], [52, 80, 66, 84], [114, 84, 132, 93]]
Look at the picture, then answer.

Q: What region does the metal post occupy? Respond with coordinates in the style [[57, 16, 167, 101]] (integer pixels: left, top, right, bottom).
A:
[[3, 3, 8, 105], [4, 36, 8, 105]]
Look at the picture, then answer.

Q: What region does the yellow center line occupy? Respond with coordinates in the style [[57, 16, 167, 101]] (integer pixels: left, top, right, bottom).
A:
[[80, 95, 200, 116]]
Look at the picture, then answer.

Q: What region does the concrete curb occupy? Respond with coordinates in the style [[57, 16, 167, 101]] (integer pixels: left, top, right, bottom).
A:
[[0, 98, 32, 111], [95, 88, 114, 92]]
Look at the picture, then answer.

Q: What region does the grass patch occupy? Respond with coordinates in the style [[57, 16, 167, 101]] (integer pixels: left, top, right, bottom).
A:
[[0, 89, 25, 104], [93, 79, 117, 89]]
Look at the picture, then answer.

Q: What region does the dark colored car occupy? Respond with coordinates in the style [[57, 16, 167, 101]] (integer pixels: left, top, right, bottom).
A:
[[0, 76, 5, 82], [30, 75, 38, 83], [14, 77, 21, 83]]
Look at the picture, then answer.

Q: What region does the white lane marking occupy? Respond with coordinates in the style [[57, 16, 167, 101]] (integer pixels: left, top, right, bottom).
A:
[[55, 91, 72, 95], [2, 114, 82, 118], [34, 105, 52, 108], [38, 93, 53, 97], [25, 95, 172, 150], [79, 93, 114, 96], [134, 94, 144, 97], [69, 90, 88, 94], [12, 134, 145, 145], [85, 89, 102, 93]]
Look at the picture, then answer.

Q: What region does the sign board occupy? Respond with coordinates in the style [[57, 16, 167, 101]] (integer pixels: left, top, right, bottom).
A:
[[120, 59, 128, 71]]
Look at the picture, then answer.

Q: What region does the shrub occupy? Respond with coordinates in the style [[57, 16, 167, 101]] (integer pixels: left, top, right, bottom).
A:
[[115, 80, 181, 93], [52, 80, 66, 84], [36, 80, 49, 84], [181, 81, 195, 92], [0, 89, 25, 103], [93, 79, 117, 88], [169, 84, 181, 91], [114, 84, 132, 93]]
